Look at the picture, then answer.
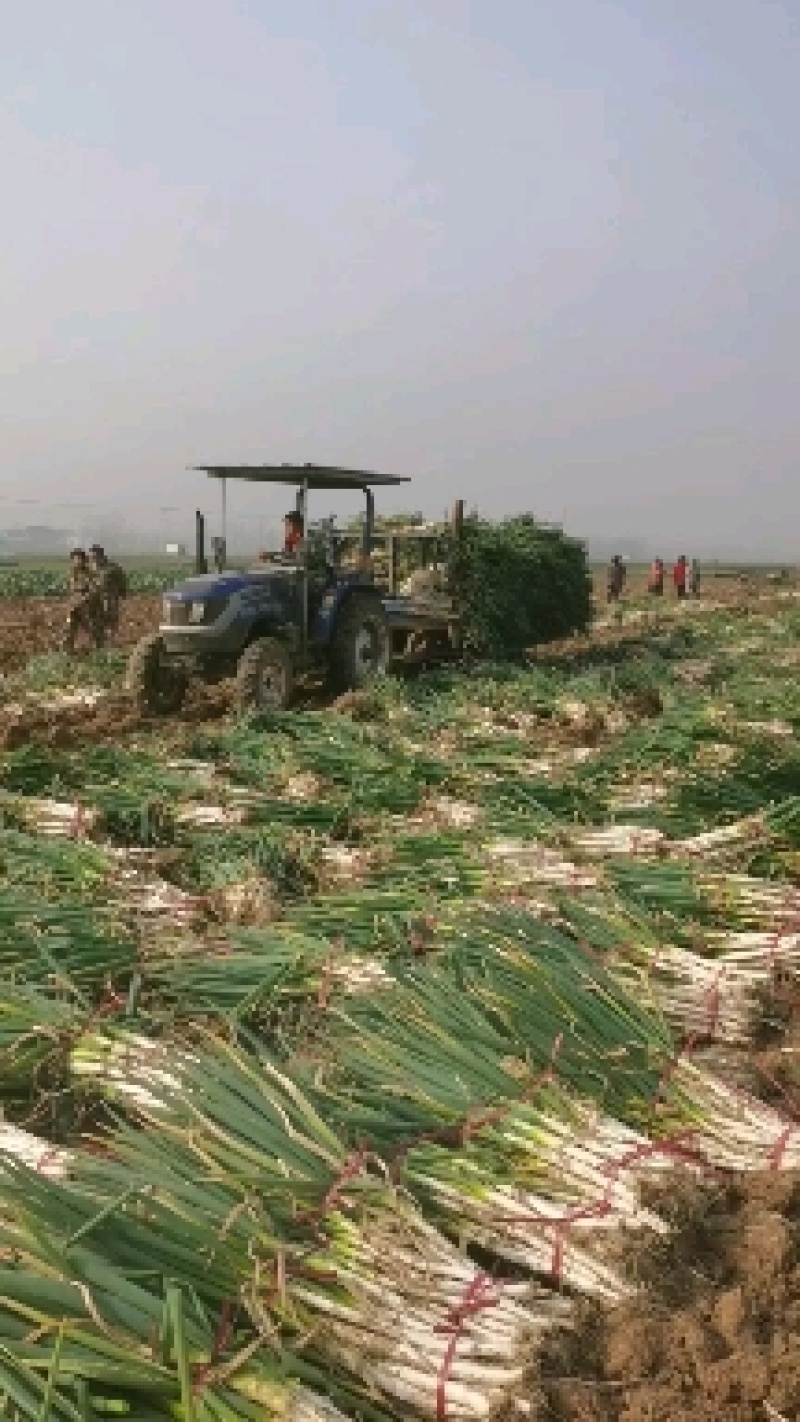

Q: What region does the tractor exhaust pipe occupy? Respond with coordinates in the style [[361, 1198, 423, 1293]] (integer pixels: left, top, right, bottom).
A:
[[450, 499, 465, 658], [195, 510, 207, 574]]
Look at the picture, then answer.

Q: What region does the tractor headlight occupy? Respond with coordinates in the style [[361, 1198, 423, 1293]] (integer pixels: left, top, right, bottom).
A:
[[190, 602, 206, 623]]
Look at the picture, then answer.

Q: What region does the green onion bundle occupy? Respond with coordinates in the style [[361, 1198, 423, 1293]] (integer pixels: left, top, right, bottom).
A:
[[68, 1031, 566, 1418]]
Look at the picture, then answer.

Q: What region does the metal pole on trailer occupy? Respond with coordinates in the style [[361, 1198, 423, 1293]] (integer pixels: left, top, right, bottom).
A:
[[195, 510, 207, 574], [220, 477, 227, 569], [300, 477, 309, 657]]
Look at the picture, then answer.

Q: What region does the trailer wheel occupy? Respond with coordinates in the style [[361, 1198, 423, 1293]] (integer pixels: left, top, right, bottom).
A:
[[126, 634, 188, 716], [235, 637, 294, 713], [330, 593, 390, 691]]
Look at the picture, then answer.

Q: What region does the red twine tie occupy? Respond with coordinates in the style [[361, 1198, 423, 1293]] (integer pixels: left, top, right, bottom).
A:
[[434, 1272, 502, 1421]]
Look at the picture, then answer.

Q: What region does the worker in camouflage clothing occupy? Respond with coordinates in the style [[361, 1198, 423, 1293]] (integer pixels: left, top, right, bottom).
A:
[[88, 545, 128, 637], [63, 549, 105, 653]]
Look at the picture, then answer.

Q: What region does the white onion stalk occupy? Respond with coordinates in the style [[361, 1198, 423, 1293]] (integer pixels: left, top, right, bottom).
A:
[[675, 1061, 800, 1170], [110, 866, 207, 927], [677, 815, 767, 857], [235, 1378, 353, 1422], [259, 1207, 568, 1422], [164, 757, 220, 784], [7, 796, 102, 838], [434, 797, 484, 828], [569, 825, 665, 858], [174, 803, 250, 828], [650, 946, 777, 1044], [701, 930, 800, 969], [610, 781, 669, 811], [41, 689, 108, 710], [320, 846, 374, 880], [331, 959, 393, 994], [408, 1166, 647, 1303], [71, 1030, 189, 1111], [485, 840, 599, 889], [403, 1096, 675, 1302], [0, 1122, 69, 1178]]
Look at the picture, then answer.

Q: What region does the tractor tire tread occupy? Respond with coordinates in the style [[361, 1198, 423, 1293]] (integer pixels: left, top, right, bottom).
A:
[[329, 592, 390, 692], [126, 633, 187, 716], [235, 637, 294, 714]]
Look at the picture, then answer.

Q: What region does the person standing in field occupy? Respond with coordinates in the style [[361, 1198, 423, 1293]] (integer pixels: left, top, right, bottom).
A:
[[88, 545, 128, 638], [689, 558, 701, 597], [648, 558, 665, 595], [62, 549, 105, 653], [607, 555, 626, 602], [673, 555, 688, 599]]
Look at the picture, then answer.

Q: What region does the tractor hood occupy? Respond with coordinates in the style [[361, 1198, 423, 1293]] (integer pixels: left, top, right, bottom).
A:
[[166, 569, 297, 602]]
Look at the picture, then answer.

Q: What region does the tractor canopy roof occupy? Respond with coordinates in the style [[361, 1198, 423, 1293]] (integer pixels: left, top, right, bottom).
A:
[[192, 463, 409, 491]]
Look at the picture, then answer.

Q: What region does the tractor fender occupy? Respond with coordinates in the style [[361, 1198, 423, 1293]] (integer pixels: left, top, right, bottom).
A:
[[244, 618, 296, 650], [313, 577, 377, 645]]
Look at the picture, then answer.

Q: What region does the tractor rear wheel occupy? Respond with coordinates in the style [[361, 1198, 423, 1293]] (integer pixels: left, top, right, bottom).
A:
[[235, 637, 294, 714], [126, 634, 188, 716], [330, 593, 390, 692]]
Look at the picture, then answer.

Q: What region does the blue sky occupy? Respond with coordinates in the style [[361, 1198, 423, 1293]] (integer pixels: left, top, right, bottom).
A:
[[1, 0, 798, 554]]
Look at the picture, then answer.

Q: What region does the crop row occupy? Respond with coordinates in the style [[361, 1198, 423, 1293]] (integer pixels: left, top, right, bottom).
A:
[[0, 596, 796, 1420]]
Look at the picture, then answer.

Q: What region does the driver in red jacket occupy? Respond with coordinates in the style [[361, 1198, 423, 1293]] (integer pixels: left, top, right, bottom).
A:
[[283, 512, 305, 555]]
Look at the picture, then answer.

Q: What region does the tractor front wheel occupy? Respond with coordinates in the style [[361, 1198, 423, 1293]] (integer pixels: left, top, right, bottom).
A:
[[330, 593, 390, 692], [235, 637, 294, 714], [126, 634, 188, 716]]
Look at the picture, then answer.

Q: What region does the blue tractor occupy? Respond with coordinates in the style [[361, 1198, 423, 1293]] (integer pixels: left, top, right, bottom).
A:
[[126, 464, 462, 716]]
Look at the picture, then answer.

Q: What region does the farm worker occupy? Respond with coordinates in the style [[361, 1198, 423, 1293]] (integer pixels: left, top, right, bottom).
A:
[[673, 555, 688, 599], [283, 511, 305, 556], [689, 558, 701, 597], [88, 545, 128, 636], [62, 549, 105, 653], [648, 558, 665, 595], [606, 555, 625, 602]]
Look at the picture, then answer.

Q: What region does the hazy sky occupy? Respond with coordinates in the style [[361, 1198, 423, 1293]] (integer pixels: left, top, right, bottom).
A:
[[2, 0, 799, 554]]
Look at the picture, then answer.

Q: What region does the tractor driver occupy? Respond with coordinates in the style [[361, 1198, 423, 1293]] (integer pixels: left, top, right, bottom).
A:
[[283, 511, 305, 556]]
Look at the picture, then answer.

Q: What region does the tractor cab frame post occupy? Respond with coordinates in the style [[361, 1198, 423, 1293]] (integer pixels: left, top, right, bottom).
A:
[[363, 488, 375, 558], [220, 477, 227, 568], [195, 510, 207, 575], [299, 476, 309, 657]]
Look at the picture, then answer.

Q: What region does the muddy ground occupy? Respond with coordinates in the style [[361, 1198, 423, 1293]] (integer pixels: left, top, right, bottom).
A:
[[536, 1167, 800, 1421], [531, 984, 800, 1422], [0, 593, 162, 673]]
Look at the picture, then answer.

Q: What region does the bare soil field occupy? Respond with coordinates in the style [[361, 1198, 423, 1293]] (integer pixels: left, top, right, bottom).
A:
[[533, 983, 800, 1422], [537, 1166, 800, 1422], [0, 594, 162, 672]]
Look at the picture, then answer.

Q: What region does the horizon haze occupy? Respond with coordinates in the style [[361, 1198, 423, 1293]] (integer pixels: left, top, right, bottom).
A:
[[2, 1, 799, 559]]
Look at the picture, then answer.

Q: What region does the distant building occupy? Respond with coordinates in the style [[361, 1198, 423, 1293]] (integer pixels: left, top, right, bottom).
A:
[[166, 543, 187, 556]]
